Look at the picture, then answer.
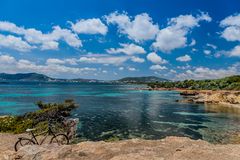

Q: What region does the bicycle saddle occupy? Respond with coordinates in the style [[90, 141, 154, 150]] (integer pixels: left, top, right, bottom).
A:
[[26, 128, 36, 132]]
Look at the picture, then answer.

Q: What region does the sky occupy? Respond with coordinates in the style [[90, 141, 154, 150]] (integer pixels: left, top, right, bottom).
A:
[[0, 0, 239, 80]]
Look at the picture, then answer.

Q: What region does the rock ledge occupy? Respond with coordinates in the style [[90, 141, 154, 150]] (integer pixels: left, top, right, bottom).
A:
[[1, 136, 240, 160]]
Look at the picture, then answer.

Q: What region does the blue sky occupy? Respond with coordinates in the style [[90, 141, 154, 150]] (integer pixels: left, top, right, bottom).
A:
[[0, 0, 239, 80]]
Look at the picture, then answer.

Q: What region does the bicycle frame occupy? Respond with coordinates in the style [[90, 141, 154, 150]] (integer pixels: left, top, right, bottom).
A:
[[28, 125, 57, 145]]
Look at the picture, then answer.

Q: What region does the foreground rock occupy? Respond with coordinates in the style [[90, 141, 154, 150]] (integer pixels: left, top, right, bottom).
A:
[[1, 136, 240, 160]]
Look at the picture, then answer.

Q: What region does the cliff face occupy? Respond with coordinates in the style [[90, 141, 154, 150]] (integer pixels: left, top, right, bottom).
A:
[[1, 136, 240, 160]]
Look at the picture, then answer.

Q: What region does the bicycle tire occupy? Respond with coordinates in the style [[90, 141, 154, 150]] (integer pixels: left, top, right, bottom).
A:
[[50, 134, 69, 145], [14, 138, 36, 152]]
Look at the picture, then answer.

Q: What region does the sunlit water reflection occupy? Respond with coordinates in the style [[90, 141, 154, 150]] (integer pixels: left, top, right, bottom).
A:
[[0, 82, 240, 143]]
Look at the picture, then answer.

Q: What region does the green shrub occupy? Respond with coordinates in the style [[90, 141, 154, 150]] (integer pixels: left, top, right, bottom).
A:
[[0, 99, 78, 134]]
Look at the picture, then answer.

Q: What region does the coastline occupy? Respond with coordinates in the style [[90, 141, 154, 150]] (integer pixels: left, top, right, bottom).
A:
[[132, 87, 240, 108]]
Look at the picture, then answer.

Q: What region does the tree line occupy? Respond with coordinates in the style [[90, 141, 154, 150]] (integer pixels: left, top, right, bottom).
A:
[[147, 75, 240, 90]]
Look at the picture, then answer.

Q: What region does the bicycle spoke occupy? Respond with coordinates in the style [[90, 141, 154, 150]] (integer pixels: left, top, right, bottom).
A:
[[51, 134, 69, 145]]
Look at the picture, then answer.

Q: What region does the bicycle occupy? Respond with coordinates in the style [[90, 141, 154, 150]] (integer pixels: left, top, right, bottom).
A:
[[14, 119, 69, 151]]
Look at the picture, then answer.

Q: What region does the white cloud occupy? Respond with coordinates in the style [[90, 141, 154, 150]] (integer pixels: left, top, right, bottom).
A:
[[206, 43, 217, 49], [150, 65, 167, 70], [106, 43, 146, 55], [189, 39, 196, 46], [0, 21, 82, 50], [152, 12, 211, 53], [46, 58, 66, 65], [105, 12, 159, 42], [0, 34, 35, 52], [147, 52, 168, 64], [214, 45, 240, 57], [0, 54, 97, 77], [131, 56, 145, 63], [65, 58, 78, 65], [119, 67, 124, 71], [46, 58, 79, 65], [170, 69, 177, 73], [220, 14, 240, 41], [70, 18, 108, 35], [176, 54, 192, 62], [177, 64, 191, 70], [153, 27, 187, 53], [220, 26, 240, 41], [192, 48, 197, 52], [128, 67, 136, 71], [0, 54, 16, 64], [204, 50, 211, 55], [220, 14, 240, 27], [228, 45, 240, 57], [102, 70, 108, 73], [79, 54, 129, 65], [175, 63, 240, 80]]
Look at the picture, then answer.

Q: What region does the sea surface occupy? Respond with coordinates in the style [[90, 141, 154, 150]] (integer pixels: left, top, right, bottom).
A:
[[0, 82, 240, 143]]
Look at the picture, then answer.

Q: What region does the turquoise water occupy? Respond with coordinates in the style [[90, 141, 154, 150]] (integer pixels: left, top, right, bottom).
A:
[[0, 82, 240, 143]]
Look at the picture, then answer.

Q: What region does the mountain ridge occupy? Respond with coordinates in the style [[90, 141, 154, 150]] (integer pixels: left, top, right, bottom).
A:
[[0, 73, 168, 83]]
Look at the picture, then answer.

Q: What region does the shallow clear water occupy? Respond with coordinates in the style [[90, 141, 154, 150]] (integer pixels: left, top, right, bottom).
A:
[[0, 82, 240, 143]]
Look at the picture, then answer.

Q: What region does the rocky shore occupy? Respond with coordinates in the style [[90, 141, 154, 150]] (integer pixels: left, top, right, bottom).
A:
[[177, 90, 240, 108], [0, 134, 240, 160], [133, 87, 240, 107]]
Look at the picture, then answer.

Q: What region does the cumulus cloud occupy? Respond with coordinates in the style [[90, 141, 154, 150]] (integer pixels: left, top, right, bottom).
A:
[[105, 12, 159, 42], [220, 14, 240, 41], [152, 12, 211, 53], [0, 54, 97, 77], [70, 18, 108, 35], [106, 43, 146, 55], [79, 54, 129, 65], [0, 34, 35, 52], [0, 54, 16, 64], [131, 56, 145, 63], [176, 54, 192, 62], [175, 63, 240, 80], [228, 45, 240, 57], [150, 65, 167, 70], [0, 21, 82, 50], [147, 52, 168, 64], [214, 45, 240, 57]]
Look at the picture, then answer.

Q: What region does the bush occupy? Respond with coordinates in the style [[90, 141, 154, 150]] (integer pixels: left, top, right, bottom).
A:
[[0, 99, 78, 134]]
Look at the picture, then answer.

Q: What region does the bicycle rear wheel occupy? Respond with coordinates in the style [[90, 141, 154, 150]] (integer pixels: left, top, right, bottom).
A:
[[50, 134, 69, 145], [14, 138, 35, 151]]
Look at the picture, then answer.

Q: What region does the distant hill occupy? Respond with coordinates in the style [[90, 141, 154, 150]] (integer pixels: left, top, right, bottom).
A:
[[117, 76, 169, 83], [0, 73, 100, 83], [0, 73, 55, 81]]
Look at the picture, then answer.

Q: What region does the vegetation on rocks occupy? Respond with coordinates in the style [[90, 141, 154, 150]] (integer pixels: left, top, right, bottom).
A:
[[0, 99, 78, 134], [148, 75, 240, 90]]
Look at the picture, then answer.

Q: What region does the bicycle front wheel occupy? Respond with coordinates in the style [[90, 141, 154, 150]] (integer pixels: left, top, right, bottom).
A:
[[14, 138, 35, 151], [50, 134, 69, 145]]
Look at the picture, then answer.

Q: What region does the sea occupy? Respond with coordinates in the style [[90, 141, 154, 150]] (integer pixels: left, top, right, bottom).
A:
[[0, 82, 240, 143]]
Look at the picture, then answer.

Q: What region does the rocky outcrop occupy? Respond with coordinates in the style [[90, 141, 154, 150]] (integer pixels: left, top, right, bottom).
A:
[[1, 137, 240, 160], [178, 90, 240, 107]]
